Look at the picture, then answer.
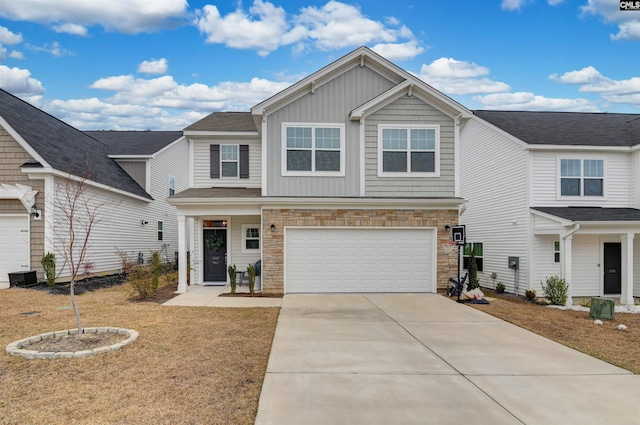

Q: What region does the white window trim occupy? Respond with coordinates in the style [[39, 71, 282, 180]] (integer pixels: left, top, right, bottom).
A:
[[377, 124, 440, 177], [281, 122, 346, 177], [221, 144, 239, 179], [242, 224, 260, 253], [553, 241, 560, 263], [157, 220, 164, 241], [556, 157, 606, 200], [168, 175, 175, 196]]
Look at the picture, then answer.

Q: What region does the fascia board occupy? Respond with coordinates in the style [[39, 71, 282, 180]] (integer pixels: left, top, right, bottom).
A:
[[184, 131, 259, 137], [0, 115, 51, 168], [47, 169, 153, 203], [526, 144, 631, 152], [530, 208, 573, 226]]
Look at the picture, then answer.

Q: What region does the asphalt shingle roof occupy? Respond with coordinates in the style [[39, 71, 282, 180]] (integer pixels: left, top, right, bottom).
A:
[[533, 207, 640, 222], [474, 110, 640, 147], [85, 131, 182, 156], [0, 89, 151, 199], [170, 187, 262, 199], [184, 112, 257, 132]]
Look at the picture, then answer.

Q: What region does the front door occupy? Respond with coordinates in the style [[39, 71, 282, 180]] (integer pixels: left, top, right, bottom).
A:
[[603, 242, 621, 295], [204, 229, 227, 282]]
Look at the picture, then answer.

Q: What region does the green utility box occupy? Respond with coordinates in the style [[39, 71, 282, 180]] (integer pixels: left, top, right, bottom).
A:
[[589, 297, 615, 320]]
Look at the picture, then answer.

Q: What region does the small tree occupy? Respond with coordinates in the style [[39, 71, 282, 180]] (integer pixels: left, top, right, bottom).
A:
[[247, 263, 256, 295], [467, 245, 480, 290], [41, 252, 56, 287], [50, 169, 117, 338], [227, 264, 237, 294]]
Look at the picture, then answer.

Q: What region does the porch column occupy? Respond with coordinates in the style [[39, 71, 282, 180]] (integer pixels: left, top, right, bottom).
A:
[[177, 214, 187, 294], [621, 233, 634, 305], [560, 234, 573, 306]]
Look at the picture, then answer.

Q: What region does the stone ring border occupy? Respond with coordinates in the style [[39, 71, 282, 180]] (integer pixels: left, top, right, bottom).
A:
[[5, 327, 138, 359]]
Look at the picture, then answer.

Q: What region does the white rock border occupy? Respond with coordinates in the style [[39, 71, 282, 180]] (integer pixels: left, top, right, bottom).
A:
[[5, 327, 138, 360]]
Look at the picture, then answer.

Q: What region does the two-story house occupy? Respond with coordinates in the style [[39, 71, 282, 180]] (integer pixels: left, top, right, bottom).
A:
[[169, 46, 471, 294], [459, 110, 640, 305], [0, 88, 189, 288]]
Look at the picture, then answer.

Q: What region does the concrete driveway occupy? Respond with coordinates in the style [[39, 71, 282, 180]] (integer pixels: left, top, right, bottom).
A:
[[255, 294, 640, 425]]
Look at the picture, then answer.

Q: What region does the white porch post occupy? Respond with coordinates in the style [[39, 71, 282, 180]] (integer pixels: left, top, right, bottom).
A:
[[561, 234, 573, 306], [620, 233, 634, 305], [177, 214, 187, 294]]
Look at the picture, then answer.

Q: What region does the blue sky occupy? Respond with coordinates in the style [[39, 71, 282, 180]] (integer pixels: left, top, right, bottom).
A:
[[0, 0, 638, 130]]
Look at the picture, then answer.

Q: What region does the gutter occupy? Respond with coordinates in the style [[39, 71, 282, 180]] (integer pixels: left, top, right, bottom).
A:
[[562, 223, 580, 240]]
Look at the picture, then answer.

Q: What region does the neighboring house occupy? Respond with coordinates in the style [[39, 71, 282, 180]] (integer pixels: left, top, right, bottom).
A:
[[169, 46, 471, 294], [0, 89, 188, 288], [459, 110, 640, 305]]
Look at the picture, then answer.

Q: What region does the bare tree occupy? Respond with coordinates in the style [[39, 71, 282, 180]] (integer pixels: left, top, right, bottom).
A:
[[50, 169, 118, 338]]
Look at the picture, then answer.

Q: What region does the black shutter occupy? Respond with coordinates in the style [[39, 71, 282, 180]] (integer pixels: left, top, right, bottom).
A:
[[239, 144, 249, 179], [210, 144, 220, 179]]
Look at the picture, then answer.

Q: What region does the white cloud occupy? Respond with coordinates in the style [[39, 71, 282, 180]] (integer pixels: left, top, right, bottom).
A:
[[548, 0, 565, 5], [371, 41, 424, 61], [474, 92, 598, 112], [8, 50, 23, 59], [0, 0, 189, 34], [195, 0, 422, 59], [549, 66, 604, 84], [0, 64, 44, 95], [501, 0, 527, 11], [0, 25, 21, 44], [53, 23, 87, 36], [581, 0, 640, 40], [138, 58, 168, 75], [418, 58, 510, 95], [26, 41, 72, 57]]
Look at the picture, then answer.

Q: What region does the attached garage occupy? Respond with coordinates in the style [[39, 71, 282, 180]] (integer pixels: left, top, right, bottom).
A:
[[285, 227, 436, 293], [0, 215, 30, 287]]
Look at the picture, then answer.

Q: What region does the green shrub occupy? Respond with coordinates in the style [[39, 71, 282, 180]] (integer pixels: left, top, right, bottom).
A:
[[247, 263, 256, 295], [227, 264, 237, 294], [118, 250, 157, 300], [542, 275, 569, 305], [467, 248, 480, 290], [41, 252, 56, 287], [525, 289, 536, 301], [496, 282, 506, 294]]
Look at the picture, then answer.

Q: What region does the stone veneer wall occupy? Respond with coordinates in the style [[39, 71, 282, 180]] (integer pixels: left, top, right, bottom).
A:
[[261, 208, 459, 293], [0, 128, 45, 280]]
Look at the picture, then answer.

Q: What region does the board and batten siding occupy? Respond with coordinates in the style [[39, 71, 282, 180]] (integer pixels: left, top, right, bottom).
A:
[[531, 150, 632, 207], [265, 64, 396, 197], [459, 117, 530, 294], [365, 95, 455, 197], [192, 136, 261, 188]]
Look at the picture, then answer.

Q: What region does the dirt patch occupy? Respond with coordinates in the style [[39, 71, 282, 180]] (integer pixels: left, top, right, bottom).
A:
[[465, 289, 640, 374], [25, 332, 125, 352]]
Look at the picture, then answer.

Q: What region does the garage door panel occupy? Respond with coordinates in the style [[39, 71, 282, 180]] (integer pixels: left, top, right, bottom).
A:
[[285, 228, 434, 293], [0, 215, 30, 285]]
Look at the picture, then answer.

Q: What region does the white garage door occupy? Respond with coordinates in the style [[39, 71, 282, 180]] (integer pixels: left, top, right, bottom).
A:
[[285, 227, 435, 293], [0, 215, 30, 285]]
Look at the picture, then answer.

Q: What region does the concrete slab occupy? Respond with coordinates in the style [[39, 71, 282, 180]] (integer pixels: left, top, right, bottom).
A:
[[267, 321, 455, 374], [162, 285, 225, 306], [469, 375, 640, 425], [402, 320, 630, 376], [255, 373, 521, 425], [278, 294, 391, 322], [205, 297, 281, 307]]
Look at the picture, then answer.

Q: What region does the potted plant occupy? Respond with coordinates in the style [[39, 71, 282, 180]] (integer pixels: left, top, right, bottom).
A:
[[247, 263, 256, 295], [227, 264, 237, 294]]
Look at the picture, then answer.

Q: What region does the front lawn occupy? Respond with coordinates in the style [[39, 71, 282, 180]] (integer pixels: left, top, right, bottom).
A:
[[0, 282, 279, 424]]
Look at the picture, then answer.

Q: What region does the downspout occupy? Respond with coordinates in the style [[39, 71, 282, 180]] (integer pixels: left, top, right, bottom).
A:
[[561, 223, 580, 306]]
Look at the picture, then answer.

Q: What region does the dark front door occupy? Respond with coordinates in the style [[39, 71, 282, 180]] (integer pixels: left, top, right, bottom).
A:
[[204, 229, 227, 282], [603, 242, 621, 294]]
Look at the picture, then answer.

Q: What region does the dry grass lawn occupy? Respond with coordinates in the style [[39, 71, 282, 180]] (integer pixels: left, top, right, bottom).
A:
[[469, 291, 640, 374], [0, 282, 279, 425]]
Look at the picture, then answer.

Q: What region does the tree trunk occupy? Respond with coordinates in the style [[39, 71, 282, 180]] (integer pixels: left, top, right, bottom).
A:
[[70, 280, 84, 339]]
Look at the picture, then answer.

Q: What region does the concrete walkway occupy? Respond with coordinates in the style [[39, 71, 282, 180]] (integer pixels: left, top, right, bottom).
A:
[[162, 284, 282, 307], [255, 294, 639, 425]]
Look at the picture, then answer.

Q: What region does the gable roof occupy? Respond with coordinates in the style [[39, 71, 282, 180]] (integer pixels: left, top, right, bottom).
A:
[[85, 130, 183, 156], [474, 110, 640, 147], [252, 46, 471, 119], [184, 112, 257, 132], [0, 89, 151, 200], [532, 206, 640, 222]]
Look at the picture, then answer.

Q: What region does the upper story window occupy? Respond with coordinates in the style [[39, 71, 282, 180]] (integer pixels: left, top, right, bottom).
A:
[[282, 123, 345, 176], [168, 175, 175, 196], [378, 125, 439, 176], [559, 158, 603, 197], [210, 144, 249, 179]]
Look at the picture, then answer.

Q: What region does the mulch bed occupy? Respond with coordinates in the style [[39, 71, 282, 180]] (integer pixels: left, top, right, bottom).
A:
[[219, 292, 284, 298], [24, 274, 127, 295]]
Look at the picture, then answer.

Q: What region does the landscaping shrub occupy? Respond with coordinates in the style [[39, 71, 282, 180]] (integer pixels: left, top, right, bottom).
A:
[[496, 282, 506, 293], [227, 264, 237, 294], [525, 289, 536, 301], [41, 252, 56, 287], [118, 250, 158, 300], [247, 263, 256, 295], [542, 275, 569, 305]]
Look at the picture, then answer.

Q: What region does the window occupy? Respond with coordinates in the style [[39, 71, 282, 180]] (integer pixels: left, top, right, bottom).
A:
[[463, 242, 483, 272], [553, 241, 560, 263], [242, 225, 260, 252], [379, 125, 439, 175], [283, 123, 344, 175], [560, 159, 603, 197], [221, 145, 239, 178], [168, 176, 175, 196], [157, 221, 163, 241]]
